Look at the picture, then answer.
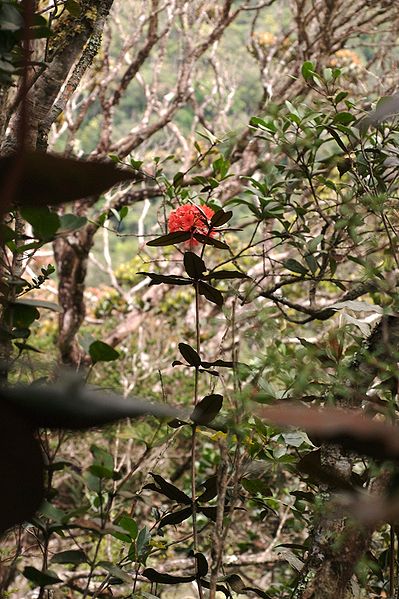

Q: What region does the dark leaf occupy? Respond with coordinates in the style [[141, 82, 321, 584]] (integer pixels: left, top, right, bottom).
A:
[[178, 342, 201, 367], [326, 126, 348, 153], [184, 252, 206, 279], [225, 574, 272, 599], [0, 151, 135, 211], [197, 475, 218, 502], [0, 383, 179, 429], [4, 303, 40, 328], [211, 209, 233, 227], [158, 507, 193, 529], [65, 0, 81, 16], [20, 206, 60, 240], [51, 550, 87, 565], [199, 578, 231, 597], [89, 341, 119, 364], [283, 258, 308, 275], [146, 231, 191, 246], [0, 402, 44, 534], [205, 270, 248, 280], [195, 552, 208, 577], [190, 394, 223, 425], [143, 567, 195, 584], [138, 272, 192, 286], [193, 233, 229, 250], [145, 473, 191, 504], [14, 299, 61, 312], [23, 567, 61, 587], [201, 359, 235, 368], [198, 281, 224, 306]]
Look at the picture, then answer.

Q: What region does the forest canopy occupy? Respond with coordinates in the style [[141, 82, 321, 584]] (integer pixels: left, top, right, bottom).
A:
[[1, 1, 399, 598]]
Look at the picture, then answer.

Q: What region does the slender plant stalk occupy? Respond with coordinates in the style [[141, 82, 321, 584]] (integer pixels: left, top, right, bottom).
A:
[[191, 281, 204, 599]]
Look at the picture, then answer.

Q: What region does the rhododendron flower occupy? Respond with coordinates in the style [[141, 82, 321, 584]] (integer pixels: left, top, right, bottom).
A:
[[168, 204, 215, 245]]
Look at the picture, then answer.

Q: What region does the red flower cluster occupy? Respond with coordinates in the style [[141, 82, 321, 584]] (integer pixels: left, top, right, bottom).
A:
[[168, 204, 215, 245]]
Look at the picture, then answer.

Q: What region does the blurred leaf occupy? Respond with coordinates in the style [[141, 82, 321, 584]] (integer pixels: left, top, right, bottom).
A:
[[0, 151, 135, 211], [23, 567, 61, 587], [14, 298, 62, 312], [117, 515, 138, 539], [1, 384, 179, 429], [58, 214, 87, 234], [89, 340, 119, 364], [190, 394, 223, 425], [51, 550, 87, 565], [301, 61, 315, 81], [0, 402, 44, 534], [259, 404, 399, 462], [20, 206, 60, 240], [184, 252, 206, 279], [98, 562, 132, 584], [146, 231, 191, 246], [65, 0, 81, 16]]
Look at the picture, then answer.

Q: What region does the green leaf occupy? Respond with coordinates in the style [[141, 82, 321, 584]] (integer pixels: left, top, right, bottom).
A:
[[20, 206, 60, 241], [97, 562, 132, 584], [89, 340, 119, 364], [333, 112, 355, 125], [51, 550, 87, 565], [117, 515, 138, 539], [0, 152, 135, 212], [23, 567, 62, 587], [146, 231, 191, 246], [6, 303, 40, 328], [65, 0, 81, 16], [58, 214, 87, 234], [198, 281, 224, 306], [183, 252, 206, 279], [14, 299, 62, 312], [190, 394, 223, 425], [178, 342, 201, 367], [0, 3, 23, 31], [301, 61, 316, 81], [283, 258, 308, 275]]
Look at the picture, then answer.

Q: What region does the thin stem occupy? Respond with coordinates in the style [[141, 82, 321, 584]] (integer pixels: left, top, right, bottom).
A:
[[390, 524, 395, 597], [191, 281, 204, 599]]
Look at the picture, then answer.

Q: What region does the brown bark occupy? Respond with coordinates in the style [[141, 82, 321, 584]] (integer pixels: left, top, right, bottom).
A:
[[53, 222, 97, 366]]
